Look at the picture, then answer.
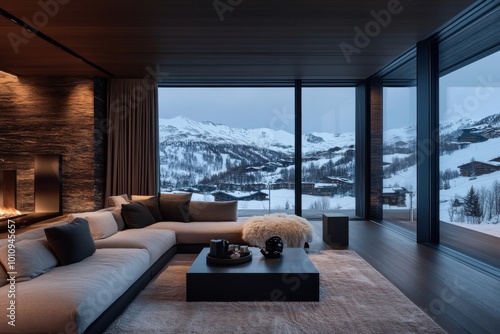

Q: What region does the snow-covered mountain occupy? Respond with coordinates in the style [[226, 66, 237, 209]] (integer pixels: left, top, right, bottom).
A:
[[158, 116, 355, 186], [159, 116, 354, 155]]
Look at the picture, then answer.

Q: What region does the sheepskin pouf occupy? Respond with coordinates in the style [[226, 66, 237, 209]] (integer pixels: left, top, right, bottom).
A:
[[242, 213, 313, 248]]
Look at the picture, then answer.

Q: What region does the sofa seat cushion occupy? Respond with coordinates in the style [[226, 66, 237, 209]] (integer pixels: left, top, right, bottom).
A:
[[94, 229, 176, 265], [0, 248, 150, 334], [146, 220, 247, 244]]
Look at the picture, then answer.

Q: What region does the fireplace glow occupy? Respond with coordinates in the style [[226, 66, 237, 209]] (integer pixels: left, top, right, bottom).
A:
[[0, 207, 22, 220]]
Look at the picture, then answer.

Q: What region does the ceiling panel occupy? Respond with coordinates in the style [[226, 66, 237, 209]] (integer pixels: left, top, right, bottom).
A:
[[0, 0, 478, 82]]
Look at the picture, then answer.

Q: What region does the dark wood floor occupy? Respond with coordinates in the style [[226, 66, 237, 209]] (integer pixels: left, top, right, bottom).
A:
[[309, 219, 500, 334]]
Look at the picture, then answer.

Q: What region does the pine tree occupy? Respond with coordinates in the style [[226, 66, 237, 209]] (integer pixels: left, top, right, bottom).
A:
[[463, 186, 482, 224]]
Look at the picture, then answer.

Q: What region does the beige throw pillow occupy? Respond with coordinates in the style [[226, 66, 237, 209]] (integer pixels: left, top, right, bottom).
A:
[[107, 194, 130, 207], [130, 195, 155, 201], [67, 211, 118, 240]]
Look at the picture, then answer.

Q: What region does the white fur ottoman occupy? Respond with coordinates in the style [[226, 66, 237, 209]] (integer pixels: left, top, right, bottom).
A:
[[242, 213, 313, 248]]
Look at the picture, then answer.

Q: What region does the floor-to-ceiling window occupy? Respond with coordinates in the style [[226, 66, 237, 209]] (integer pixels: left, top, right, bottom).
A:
[[439, 50, 500, 243], [158, 85, 357, 217], [158, 87, 295, 216], [301, 87, 356, 219], [372, 54, 418, 236], [382, 84, 417, 233]]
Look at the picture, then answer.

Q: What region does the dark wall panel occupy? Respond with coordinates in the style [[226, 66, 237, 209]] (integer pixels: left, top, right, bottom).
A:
[[369, 81, 383, 220], [0, 72, 102, 213]]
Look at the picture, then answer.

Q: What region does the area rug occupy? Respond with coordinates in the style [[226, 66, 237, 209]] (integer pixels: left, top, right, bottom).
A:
[[104, 251, 444, 334]]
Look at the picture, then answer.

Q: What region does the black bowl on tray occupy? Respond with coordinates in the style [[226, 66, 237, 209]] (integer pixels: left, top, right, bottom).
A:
[[206, 251, 252, 266]]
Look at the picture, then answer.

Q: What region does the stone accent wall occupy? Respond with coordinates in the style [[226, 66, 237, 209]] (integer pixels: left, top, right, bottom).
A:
[[0, 72, 106, 213]]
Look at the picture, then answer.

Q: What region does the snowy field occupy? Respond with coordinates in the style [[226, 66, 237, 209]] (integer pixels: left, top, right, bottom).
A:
[[191, 189, 355, 211]]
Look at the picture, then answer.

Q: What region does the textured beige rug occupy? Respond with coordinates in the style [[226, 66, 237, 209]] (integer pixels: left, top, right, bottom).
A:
[[104, 251, 444, 334]]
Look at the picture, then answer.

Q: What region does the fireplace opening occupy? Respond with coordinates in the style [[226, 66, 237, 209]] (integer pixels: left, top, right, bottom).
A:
[[0, 170, 24, 221], [0, 154, 63, 230]]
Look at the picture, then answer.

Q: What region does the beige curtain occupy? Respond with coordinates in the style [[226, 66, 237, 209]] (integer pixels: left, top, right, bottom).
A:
[[105, 78, 159, 201]]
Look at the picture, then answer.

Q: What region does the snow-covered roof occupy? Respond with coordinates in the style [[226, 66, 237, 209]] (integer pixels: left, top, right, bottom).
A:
[[314, 183, 337, 188], [457, 160, 500, 168], [212, 190, 267, 198], [383, 187, 408, 194], [325, 176, 354, 184]]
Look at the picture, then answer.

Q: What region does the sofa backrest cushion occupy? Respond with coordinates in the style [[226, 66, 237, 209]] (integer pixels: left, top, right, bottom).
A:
[[132, 196, 162, 222], [159, 198, 191, 222], [121, 201, 157, 228], [130, 195, 154, 201], [107, 194, 130, 207], [159, 192, 192, 201], [111, 207, 126, 231], [190, 201, 238, 222], [67, 211, 118, 240], [44, 218, 96, 266], [0, 238, 59, 282]]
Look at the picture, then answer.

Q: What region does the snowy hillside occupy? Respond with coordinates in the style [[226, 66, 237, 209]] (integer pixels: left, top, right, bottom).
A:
[[159, 116, 355, 186], [159, 116, 354, 155]]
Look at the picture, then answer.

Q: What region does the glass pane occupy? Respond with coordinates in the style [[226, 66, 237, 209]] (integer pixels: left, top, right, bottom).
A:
[[301, 87, 356, 219], [382, 86, 417, 234], [158, 87, 294, 217], [439, 51, 500, 241]]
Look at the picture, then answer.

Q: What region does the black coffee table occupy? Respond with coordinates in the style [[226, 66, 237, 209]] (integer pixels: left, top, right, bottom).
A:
[[186, 247, 319, 302]]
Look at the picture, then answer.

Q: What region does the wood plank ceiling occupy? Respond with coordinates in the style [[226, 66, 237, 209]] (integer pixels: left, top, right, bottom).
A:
[[0, 0, 477, 83]]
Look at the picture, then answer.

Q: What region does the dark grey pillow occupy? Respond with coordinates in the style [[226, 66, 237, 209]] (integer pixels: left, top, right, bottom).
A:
[[121, 201, 157, 228], [134, 196, 162, 222], [159, 198, 191, 222], [44, 218, 96, 266]]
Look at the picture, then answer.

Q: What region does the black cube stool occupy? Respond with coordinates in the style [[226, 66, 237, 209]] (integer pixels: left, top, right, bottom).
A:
[[322, 213, 349, 245]]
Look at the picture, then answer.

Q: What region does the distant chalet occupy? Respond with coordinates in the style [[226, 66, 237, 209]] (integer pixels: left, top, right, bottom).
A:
[[457, 127, 500, 143], [212, 190, 268, 201], [382, 187, 409, 207], [457, 160, 500, 177]]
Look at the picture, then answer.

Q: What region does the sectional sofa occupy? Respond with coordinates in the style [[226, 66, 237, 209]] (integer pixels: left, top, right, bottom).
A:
[[0, 193, 246, 334]]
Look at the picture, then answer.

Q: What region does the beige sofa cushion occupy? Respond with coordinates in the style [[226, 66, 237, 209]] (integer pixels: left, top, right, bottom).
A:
[[146, 220, 246, 244], [190, 201, 238, 221], [94, 229, 176, 265], [0, 238, 58, 282], [0, 248, 150, 334], [0, 221, 68, 247], [68, 211, 118, 240], [107, 194, 130, 207]]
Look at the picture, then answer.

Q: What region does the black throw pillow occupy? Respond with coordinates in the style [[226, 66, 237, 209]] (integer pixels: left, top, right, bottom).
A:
[[121, 201, 157, 228], [159, 198, 191, 222], [135, 196, 162, 222], [44, 218, 96, 266]]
